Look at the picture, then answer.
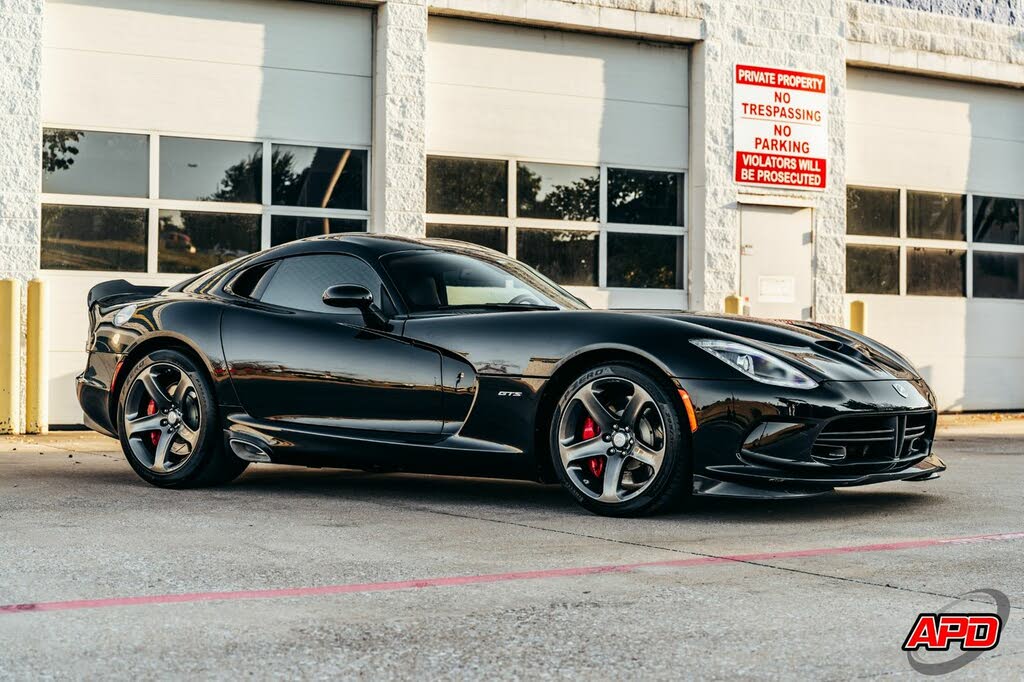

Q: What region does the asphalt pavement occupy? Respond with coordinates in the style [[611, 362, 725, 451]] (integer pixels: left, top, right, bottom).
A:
[[0, 415, 1021, 679]]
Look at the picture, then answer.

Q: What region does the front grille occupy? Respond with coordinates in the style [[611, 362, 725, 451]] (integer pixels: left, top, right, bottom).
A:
[[812, 412, 934, 470]]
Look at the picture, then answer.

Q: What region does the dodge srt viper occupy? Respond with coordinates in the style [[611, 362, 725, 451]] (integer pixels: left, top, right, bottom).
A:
[[78, 234, 945, 516]]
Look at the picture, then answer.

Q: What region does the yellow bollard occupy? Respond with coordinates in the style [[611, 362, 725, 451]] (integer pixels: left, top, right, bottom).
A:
[[26, 279, 48, 434], [850, 299, 866, 334], [724, 295, 741, 315], [0, 279, 21, 434]]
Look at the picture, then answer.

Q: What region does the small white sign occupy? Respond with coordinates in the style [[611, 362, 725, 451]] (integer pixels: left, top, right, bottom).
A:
[[757, 275, 796, 303]]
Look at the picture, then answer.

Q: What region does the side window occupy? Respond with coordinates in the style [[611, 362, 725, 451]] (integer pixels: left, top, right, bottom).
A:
[[259, 254, 394, 315]]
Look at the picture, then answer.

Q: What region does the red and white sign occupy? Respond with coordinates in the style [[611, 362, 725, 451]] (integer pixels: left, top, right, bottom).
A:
[[733, 64, 828, 191]]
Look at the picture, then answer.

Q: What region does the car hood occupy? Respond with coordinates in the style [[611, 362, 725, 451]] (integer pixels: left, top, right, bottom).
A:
[[622, 310, 918, 383]]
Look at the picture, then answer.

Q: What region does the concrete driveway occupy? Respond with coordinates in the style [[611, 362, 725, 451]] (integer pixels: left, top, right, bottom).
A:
[[1, 416, 1022, 679]]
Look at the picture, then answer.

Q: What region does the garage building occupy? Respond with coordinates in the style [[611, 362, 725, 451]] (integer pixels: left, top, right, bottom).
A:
[[0, 0, 1022, 425]]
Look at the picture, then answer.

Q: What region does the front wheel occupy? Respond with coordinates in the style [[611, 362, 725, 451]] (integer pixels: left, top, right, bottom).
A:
[[549, 363, 690, 517], [117, 349, 247, 488]]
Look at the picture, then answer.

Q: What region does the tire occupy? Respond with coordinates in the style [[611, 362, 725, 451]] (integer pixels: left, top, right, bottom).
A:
[[549, 363, 690, 517], [117, 349, 248, 488]]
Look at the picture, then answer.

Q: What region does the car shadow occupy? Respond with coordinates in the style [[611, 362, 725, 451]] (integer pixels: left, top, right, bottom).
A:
[[225, 465, 944, 525]]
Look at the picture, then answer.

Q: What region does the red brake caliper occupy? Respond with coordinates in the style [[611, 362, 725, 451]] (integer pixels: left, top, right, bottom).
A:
[[145, 399, 159, 447], [580, 416, 605, 478]]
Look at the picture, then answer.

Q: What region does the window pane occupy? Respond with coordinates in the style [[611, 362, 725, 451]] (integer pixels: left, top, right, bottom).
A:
[[907, 191, 965, 240], [515, 228, 597, 286], [973, 195, 1024, 246], [158, 210, 260, 273], [426, 157, 507, 216], [607, 233, 684, 288], [847, 186, 898, 237], [516, 162, 598, 221], [270, 216, 367, 247], [907, 247, 964, 296], [426, 224, 508, 253], [845, 244, 899, 294], [973, 252, 1024, 299], [42, 129, 148, 198], [272, 146, 367, 210], [41, 204, 147, 271], [160, 137, 262, 203], [261, 254, 392, 315], [607, 169, 683, 226]]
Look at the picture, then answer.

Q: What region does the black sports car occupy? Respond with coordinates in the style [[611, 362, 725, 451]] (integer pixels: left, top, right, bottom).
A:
[[78, 234, 945, 516]]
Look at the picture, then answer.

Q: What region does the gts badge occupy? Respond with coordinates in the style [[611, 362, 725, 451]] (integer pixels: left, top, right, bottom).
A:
[[497, 390, 524, 398]]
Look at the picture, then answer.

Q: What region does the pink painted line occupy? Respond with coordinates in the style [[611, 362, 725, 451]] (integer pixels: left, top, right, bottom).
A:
[[3, 531, 1022, 616]]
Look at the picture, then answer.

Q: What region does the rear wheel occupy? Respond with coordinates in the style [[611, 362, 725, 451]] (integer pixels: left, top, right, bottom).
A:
[[549, 363, 690, 517], [117, 349, 247, 488]]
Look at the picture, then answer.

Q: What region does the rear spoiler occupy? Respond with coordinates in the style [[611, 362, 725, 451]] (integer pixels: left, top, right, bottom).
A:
[[86, 279, 166, 309]]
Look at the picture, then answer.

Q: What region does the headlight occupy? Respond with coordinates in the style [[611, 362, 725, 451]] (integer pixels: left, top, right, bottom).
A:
[[112, 304, 137, 327], [690, 339, 818, 389]]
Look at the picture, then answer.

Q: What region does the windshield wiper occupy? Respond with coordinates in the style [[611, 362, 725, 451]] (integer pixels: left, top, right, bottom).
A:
[[437, 303, 559, 311]]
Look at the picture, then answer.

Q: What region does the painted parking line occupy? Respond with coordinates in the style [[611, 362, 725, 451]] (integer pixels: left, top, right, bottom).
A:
[[3, 531, 1022, 615]]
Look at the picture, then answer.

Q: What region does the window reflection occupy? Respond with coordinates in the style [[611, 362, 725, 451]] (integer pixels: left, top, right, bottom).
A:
[[846, 244, 899, 294], [270, 215, 367, 246], [41, 204, 147, 272], [907, 247, 965, 296], [516, 228, 598, 286], [160, 137, 262, 203], [517, 162, 598, 221], [973, 252, 1024, 299], [272, 146, 367, 210], [847, 187, 899, 238], [973, 196, 1024, 246], [158, 209, 260, 273], [607, 169, 683, 226], [907, 191, 965, 241], [607, 233, 684, 288], [426, 224, 508, 253], [42, 129, 149, 198], [427, 157, 507, 216]]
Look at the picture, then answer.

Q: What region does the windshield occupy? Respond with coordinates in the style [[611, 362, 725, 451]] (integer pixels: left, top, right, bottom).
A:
[[382, 250, 589, 313]]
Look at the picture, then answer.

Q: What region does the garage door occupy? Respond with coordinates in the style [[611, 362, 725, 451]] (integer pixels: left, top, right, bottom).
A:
[[425, 18, 689, 310], [845, 68, 1024, 410], [41, 0, 373, 424]]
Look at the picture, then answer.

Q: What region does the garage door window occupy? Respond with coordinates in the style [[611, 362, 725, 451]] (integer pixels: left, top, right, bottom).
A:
[[425, 155, 686, 291], [846, 186, 1024, 299], [40, 128, 371, 274]]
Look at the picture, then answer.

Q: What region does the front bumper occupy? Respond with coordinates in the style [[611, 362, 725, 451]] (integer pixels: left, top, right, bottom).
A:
[[676, 376, 946, 499]]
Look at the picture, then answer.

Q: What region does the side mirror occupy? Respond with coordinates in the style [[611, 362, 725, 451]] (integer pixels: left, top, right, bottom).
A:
[[322, 284, 388, 330]]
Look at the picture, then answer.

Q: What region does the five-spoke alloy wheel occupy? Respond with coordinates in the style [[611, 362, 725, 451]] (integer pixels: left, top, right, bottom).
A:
[[550, 363, 690, 516], [117, 349, 248, 488]]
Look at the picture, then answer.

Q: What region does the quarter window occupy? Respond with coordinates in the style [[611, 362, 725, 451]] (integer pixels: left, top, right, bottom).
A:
[[260, 254, 391, 315]]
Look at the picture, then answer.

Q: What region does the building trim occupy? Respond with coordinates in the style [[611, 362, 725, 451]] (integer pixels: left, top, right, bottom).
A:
[[847, 41, 1024, 90]]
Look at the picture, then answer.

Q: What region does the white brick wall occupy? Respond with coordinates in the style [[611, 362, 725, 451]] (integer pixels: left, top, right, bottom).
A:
[[689, 0, 849, 323], [373, 0, 429, 237], [0, 0, 41, 282]]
